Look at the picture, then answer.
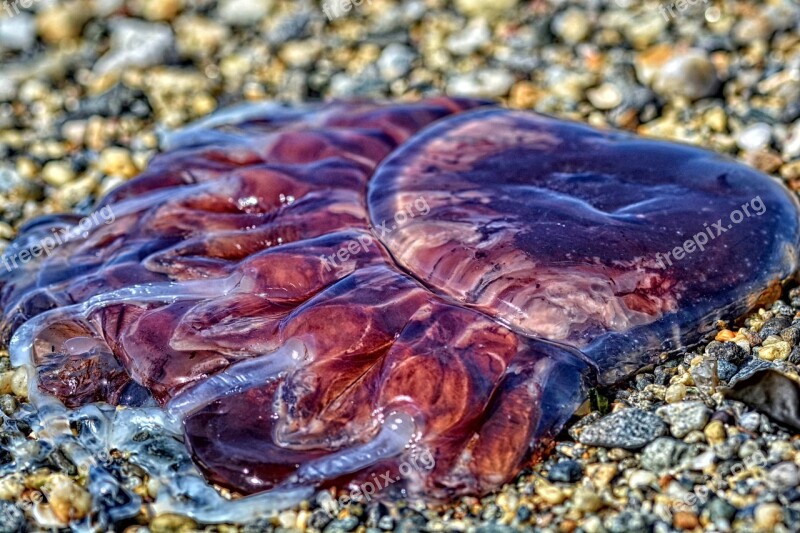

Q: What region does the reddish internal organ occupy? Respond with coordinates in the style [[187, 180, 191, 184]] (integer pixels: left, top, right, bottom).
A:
[[1, 98, 798, 500]]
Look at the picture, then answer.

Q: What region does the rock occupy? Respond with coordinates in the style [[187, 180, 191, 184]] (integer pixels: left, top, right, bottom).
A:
[[150, 513, 198, 533], [673, 511, 699, 530], [768, 462, 799, 491], [706, 341, 748, 367], [278, 40, 321, 69], [651, 49, 718, 101], [94, 19, 175, 76], [174, 16, 229, 59], [548, 460, 583, 483], [572, 487, 603, 513], [131, 0, 183, 21], [604, 510, 648, 533], [704, 419, 726, 445], [44, 474, 92, 523], [664, 383, 686, 403], [36, 1, 90, 43], [640, 437, 692, 472], [551, 8, 591, 45], [98, 147, 138, 178], [453, 0, 519, 19], [447, 69, 515, 98], [587, 83, 623, 110], [739, 412, 761, 432], [0, 13, 36, 50], [657, 401, 711, 438], [736, 123, 773, 152], [757, 339, 791, 361], [42, 160, 76, 187], [577, 408, 666, 449], [377, 44, 415, 81], [706, 497, 736, 523], [754, 503, 783, 530], [0, 500, 25, 533], [627, 469, 657, 490], [218, 0, 272, 25], [446, 18, 490, 56], [717, 360, 738, 381]]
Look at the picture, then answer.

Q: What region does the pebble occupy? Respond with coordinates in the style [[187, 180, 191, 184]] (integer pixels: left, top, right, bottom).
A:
[[627, 469, 657, 490], [94, 19, 176, 75], [572, 487, 603, 513], [377, 44, 415, 82], [218, 0, 272, 25], [99, 147, 138, 178], [768, 462, 799, 491], [640, 437, 691, 472], [578, 408, 666, 449], [704, 419, 726, 445], [446, 18, 490, 56], [42, 161, 75, 187], [737, 123, 773, 152], [36, 2, 90, 43], [656, 401, 711, 438], [738, 411, 762, 432], [651, 49, 718, 101], [551, 8, 591, 45], [673, 511, 699, 530], [150, 513, 197, 533], [0, 500, 25, 533], [447, 69, 515, 98], [44, 475, 92, 523], [0, 14, 36, 51], [754, 503, 783, 530], [586, 83, 622, 110], [453, 0, 519, 19], [664, 383, 686, 403], [548, 460, 583, 483]]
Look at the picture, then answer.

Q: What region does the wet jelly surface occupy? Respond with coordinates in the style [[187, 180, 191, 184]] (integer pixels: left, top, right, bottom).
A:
[[1, 98, 798, 501]]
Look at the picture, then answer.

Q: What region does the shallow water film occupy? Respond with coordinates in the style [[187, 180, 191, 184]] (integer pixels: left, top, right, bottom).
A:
[[1, 98, 798, 503]]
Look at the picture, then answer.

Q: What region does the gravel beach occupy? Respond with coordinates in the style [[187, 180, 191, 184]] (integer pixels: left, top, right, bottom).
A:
[[2, 0, 800, 531]]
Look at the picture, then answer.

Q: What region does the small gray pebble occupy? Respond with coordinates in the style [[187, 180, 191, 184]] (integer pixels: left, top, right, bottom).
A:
[[641, 437, 692, 472], [548, 460, 583, 483], [578, 408, 666, 449]]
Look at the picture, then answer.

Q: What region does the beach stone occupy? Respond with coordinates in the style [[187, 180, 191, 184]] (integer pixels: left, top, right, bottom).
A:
[[551, 8, 591, 45], [377, 44, 415, 81], [446, 18, 490, 56], [657, 401, 711, 438], [94, 19, 175, 75], [652, 49, 717, 101], [737, 123, 773, 152], [0, 14, 36, 51], [453, 0, 519, 19], [447, 69, 515, 98], [578, 408, 666, 449], [218, 0, 272, 25], [640, 437, 692, 472], [754, 503, 783, 530], [548, 460, 583, 483], [0, 500, 25, 533]]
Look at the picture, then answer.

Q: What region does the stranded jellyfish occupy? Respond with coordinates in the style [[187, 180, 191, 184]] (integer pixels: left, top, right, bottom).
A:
[[1, 98, 797, 502]]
